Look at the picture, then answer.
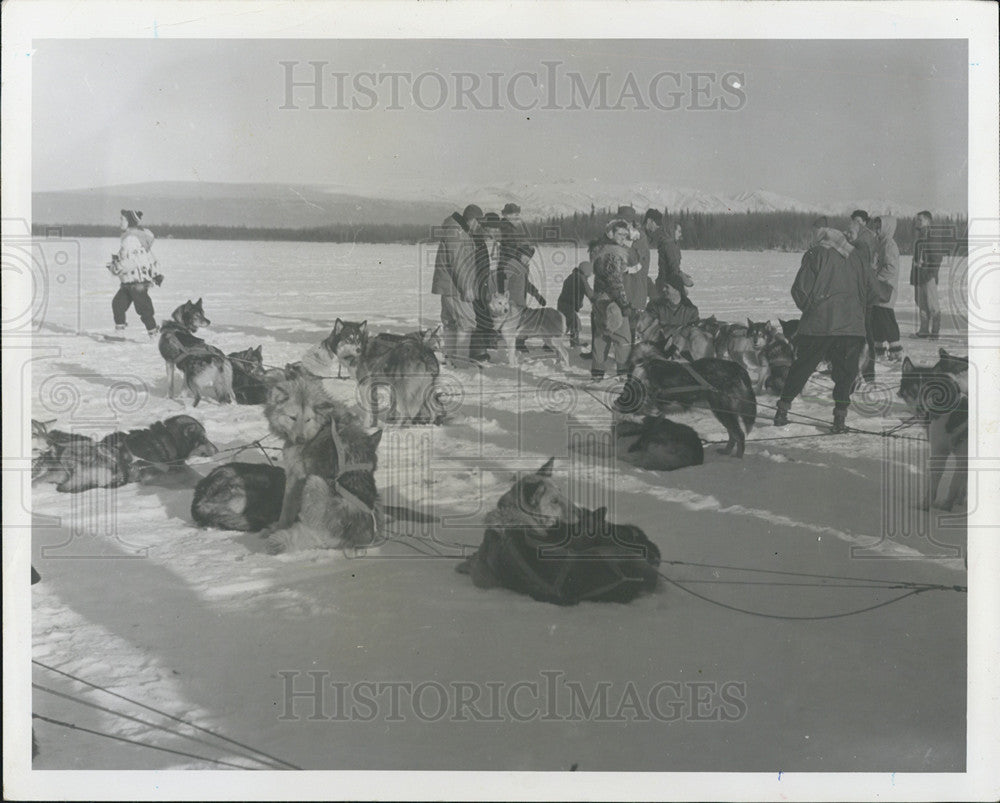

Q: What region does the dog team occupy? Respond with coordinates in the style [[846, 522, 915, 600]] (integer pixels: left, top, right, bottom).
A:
[[35, 203, 964, 604]]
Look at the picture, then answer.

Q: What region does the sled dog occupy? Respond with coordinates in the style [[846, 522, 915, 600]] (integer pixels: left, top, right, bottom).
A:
[[716, 319, 773, 393], [228, 345, 269, 405], [932, 348, 969, 395], [898, 357, 968, 511], [613, 415, 704, 471], [320, 318, 370, 379], [617, 349, 757, 458], [192, 462, 287, 531], [32, 415, 217, 492], [488, 291, 569, 367], [158, 299, 234, 405], [456, 461, 660, 605], [262, 375, 382, 553], [353, 329, 444, 426]]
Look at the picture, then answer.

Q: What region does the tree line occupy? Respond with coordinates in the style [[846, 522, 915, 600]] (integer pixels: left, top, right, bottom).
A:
[[34, 210, 967, 255]]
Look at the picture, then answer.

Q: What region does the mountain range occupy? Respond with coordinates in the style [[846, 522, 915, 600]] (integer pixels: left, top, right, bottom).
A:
[[32, 180, 958, 228]]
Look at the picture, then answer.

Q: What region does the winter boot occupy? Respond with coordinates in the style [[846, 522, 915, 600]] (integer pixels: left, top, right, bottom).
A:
[[773, 400, 791, 427], [591, 369, 605, 381], [831, 408, 849, 434], [887, 343, 903, 362], [115, 324, 127, 333], [147, 326, 160, 339]]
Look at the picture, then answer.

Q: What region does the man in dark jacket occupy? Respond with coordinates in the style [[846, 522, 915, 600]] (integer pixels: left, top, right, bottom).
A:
[[908, 210, 945, 338], [773, 225, 879, 433], [644, 209, 690, 296], [432, 204, 484, 361], [557, 260, 593, 347]]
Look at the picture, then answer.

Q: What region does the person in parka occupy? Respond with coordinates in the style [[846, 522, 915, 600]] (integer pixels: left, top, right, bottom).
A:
[[773, 224, 879, 433], [431, 204, 484, 361], [642, 272, 699, 344], [589, 219, 639, 379], [109, 209, 163, 337]]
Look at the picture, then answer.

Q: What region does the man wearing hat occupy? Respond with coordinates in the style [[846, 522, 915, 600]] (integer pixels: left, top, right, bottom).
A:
[[432, 203, 485, 362]]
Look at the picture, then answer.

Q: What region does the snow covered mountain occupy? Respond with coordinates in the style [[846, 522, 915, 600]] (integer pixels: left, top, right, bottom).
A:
[[33, 180, 958, 228]]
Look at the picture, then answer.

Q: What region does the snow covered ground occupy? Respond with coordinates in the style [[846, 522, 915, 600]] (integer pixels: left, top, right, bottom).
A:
[[23, 237, 969, 772]]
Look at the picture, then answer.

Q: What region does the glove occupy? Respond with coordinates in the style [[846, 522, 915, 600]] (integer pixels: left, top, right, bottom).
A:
[[537, 295, 547, 307], [153, 274, 164, 286]]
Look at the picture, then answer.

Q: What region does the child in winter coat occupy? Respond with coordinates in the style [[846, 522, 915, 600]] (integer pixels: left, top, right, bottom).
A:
[[109, 209, 162, 337], [557, 260, 594, 347]]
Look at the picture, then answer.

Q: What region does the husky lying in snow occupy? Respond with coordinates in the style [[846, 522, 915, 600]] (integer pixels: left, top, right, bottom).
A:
[[32, 415, 218, 492], [456, 458, 661, 605], [488, 291, 569, 367], [158, 299, 234, 405], [613, 415, 704, 471]]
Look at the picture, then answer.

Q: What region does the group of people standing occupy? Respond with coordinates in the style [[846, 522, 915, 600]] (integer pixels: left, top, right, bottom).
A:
[[430, 201, 692, 374], [430, 202, 543, 363], [586, 205, 692, 379], [774, 208, 945, 433]]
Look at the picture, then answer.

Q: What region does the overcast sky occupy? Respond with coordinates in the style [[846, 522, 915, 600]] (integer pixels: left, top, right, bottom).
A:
[[32, 38, 967, 210]]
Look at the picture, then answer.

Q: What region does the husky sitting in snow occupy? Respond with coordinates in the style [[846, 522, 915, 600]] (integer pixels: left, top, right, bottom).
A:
[[261, 375, 383, 553], [488, 291, 569, 367], [898, 357, 968, 511], [158, 299, 234, 405]]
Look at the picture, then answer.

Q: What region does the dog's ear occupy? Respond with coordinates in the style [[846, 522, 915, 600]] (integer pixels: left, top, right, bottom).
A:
[[368, 429, 383, 452], [268, 382, 291, 404], [429, 324, 442, 339], [747, 318, 753, 328], [938, 348, 947, 359], [359, 321, 368, 336], [594, 506, 608, 524], [332, 318, 344, 336], [314, 401, 337, 420], [901, 356, 913, 372], [196, 298, 203, 308], [537, 457, 555, 477]]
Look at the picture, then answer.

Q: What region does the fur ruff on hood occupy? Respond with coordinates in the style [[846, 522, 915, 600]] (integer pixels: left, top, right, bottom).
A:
[[816, 227, 855, 259]]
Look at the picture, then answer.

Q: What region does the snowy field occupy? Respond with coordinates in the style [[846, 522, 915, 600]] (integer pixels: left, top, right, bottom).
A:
[[24, 236, 969, 771]]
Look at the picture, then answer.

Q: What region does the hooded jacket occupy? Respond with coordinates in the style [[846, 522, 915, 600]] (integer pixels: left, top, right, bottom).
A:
[[590, 240, 633, 312], [431, 212, 479, 300], [112, 227, 159, 284], [874, 216, 900, 308], [791, 229, 878, 337]]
